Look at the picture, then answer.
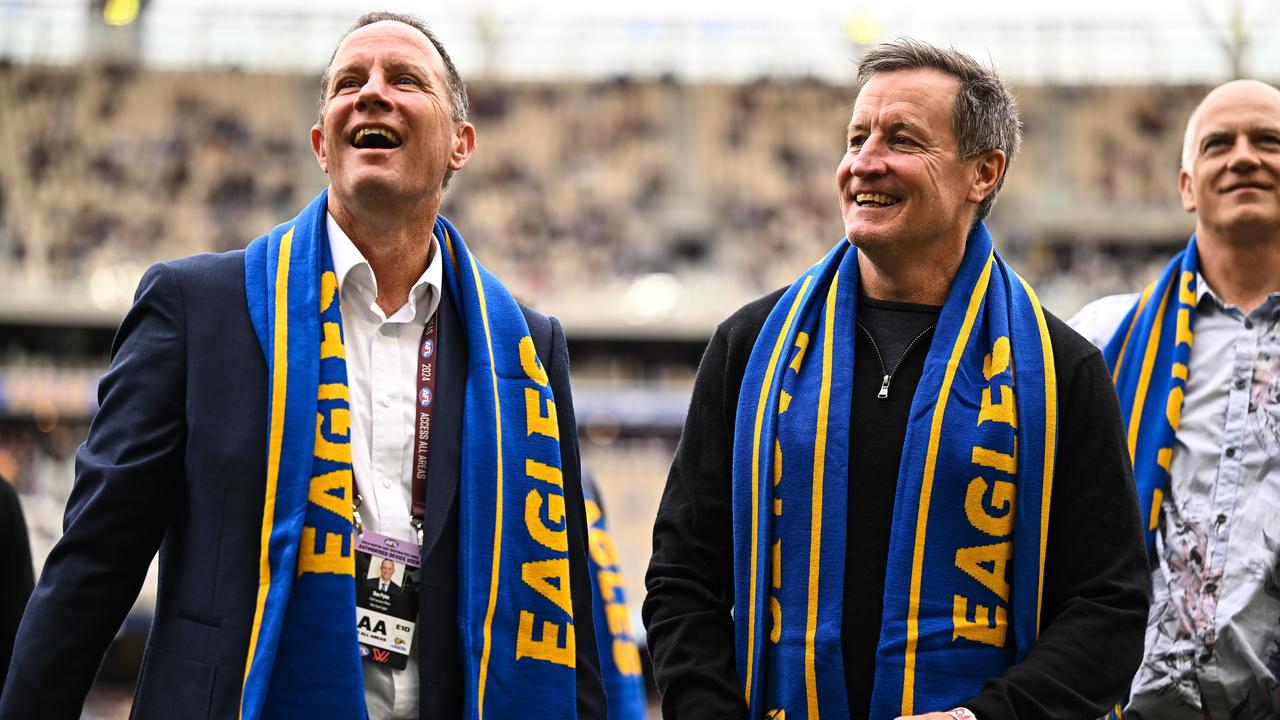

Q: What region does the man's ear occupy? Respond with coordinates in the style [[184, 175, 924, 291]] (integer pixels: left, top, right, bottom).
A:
[[310, 123, 329, 175], [1178, 167, 1196, 213], [968, 149, 1006, 205], [449, 122, 477, 171]]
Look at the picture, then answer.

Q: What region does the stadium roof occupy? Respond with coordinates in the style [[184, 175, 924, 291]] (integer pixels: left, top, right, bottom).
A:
[[1, 0, 1278, 84]]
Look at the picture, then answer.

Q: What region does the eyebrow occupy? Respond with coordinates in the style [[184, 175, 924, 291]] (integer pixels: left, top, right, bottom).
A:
[[1200, 125, 1280, 148], [847, 119, 928, 136], [1198, 130, 1229, 148], [328, 59, 432, 90]]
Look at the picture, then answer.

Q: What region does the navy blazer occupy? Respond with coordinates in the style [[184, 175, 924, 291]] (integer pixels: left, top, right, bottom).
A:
[[0, 250, 605, 719]]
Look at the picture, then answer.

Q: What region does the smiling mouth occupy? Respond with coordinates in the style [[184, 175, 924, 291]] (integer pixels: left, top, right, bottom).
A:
[[352, 127, 402, 149], [854, 192, 899, 207]]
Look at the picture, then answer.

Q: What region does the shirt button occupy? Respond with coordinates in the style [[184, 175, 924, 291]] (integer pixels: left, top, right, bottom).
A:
[[382, 479, 391, 489], [1225, 447, 1236, 458], [1244, 319, 1254, 329], [382, 396, 392, 407], [1235, 378, 1248, 390]]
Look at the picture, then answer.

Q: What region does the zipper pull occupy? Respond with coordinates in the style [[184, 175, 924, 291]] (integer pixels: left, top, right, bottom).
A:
[[878, 374, 891, 399]]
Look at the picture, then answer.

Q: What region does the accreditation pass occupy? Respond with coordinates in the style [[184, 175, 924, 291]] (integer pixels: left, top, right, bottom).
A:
[[354, 531, 420, 670]]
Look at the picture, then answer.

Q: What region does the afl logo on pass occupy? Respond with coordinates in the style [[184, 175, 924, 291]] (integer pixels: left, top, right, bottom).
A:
[[419, 387, 433, 408], [421, 338, 434, 358]]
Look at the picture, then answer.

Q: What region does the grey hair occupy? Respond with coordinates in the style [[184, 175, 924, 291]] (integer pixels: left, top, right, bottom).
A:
[[317, 11, 470, 125], [855, 38, 1022, 222], [1181, 100, 1203, 174]]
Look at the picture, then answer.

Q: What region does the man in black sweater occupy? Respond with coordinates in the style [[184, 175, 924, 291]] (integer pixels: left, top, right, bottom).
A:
[[643, 40, 1151, 720]]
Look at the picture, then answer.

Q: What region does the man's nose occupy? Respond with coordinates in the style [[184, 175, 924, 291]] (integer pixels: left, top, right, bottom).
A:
[[1226, 136, 1262, 172], [355, 74, 392, 112], [850, 136, 888, 177]]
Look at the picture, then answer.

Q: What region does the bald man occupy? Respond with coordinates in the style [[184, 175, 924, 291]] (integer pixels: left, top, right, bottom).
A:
[[1071, 79, 1280, 719]]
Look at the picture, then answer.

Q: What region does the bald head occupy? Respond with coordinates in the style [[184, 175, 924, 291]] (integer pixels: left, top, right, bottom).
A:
[[1182, 79, 1280, 173]]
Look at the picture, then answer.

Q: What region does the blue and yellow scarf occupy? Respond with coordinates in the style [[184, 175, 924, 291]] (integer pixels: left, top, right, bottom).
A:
[[240, 190, 579, 718], [1096, 238, 1198, 720], [582, 479, 648, 720], [1102, 236, 1197, 556], [732, 224, 1058, 719]]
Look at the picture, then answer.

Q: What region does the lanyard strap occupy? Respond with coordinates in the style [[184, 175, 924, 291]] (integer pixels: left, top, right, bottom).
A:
[[411, 314, 439, 526], [352, 313, 438, 545]]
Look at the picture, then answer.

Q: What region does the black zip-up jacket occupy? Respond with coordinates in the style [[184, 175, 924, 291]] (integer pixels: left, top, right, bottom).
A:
[[644, 288, 1151, 720]]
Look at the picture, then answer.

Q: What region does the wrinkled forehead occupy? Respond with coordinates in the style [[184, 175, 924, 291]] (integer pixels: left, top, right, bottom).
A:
[[329, 20, 442, 76], [848, 69, 958, 130]]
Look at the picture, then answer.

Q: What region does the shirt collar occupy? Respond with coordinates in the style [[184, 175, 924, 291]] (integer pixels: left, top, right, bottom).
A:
[[1195, 272, 1221, 309], [1195, 272, 1280, 316], [326, 211, 443, 323]]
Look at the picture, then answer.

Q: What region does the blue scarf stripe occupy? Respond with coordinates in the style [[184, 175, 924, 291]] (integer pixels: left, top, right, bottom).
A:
[[1004, 269, 1057, 657], [735, 268, 821, 707], [463, 245, 510, 712], [242, 190, 365, 719], [1013, 275, 1058, 633], [1106, 282, 1158, 386], [240, 225, 295, 717], [263, 246, 363, 718], [1103, 238, 1198, 556], [436, 217, 579, 720], [1119, 283, 1174, 462], [736, 225, 1056, 720], [899, 251, 995, 716], [806, 268, 857, 718], [581, 484, 649, 720], [1100, 238, 1200, 717], [801, 275, 837, 716], [750, 248, 856, 718]]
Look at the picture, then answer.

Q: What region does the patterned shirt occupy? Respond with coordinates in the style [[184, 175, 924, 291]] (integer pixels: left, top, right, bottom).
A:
[[1071, 280, 1280, 719]]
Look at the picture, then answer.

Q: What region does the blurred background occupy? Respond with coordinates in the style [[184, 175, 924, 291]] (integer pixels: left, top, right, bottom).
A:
[[1, 0, 1279, 716]]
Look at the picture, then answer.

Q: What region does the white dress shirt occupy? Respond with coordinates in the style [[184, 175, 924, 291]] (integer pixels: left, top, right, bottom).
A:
[[327, 212, 442, 720]]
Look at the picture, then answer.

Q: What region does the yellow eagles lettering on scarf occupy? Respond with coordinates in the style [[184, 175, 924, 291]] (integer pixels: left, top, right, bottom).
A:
[[515, 335, 577, 668], [952, 335, 1017, 648], [298, 270, 355, 578]]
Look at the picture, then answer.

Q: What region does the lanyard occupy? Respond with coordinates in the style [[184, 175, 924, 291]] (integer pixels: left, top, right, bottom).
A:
[[409, 314, 438, 542], [352, 313, 438, 546]]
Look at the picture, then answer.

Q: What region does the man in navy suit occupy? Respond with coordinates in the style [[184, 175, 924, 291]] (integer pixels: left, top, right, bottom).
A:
[[0, 11, 604, 720], [366, 559, 403, 596]]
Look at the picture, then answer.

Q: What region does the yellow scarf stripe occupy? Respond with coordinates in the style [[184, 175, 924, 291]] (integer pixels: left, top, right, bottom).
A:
[[471, 243, 507, 719], [240, 226, 294, 717], [1125, 281, 1174, 461], [901, 253, 994, 715], [1110, 281, 1156, 384], [804, 271, 841, 718], [1018, 276, 1057, 632], [745, 274, 814, 702]]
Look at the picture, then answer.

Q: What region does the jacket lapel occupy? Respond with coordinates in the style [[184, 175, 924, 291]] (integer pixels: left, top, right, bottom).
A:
[[420, 284, 464, 564]]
